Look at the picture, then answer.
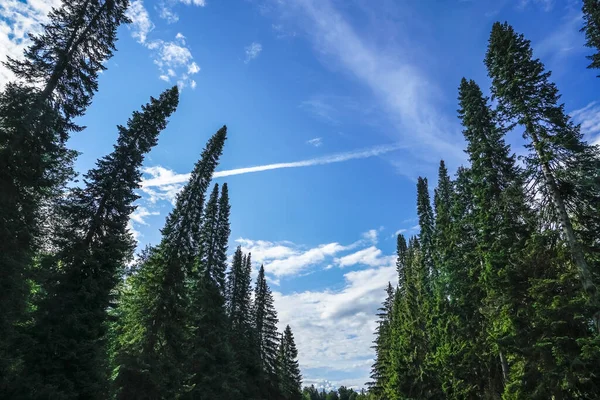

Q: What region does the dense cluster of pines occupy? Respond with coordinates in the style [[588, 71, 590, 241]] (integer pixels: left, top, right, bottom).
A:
[[367, 17, 600, 400], [0, 1, 302, 399]]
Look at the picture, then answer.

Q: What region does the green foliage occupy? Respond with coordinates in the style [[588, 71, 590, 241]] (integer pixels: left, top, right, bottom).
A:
[[582, 0, 600, 73], [112, 126, 227, 399], [0, 0, 129, 383], [278, 325, 303, 400]]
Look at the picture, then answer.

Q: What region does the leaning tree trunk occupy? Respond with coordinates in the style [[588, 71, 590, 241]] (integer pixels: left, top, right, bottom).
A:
[[528, 126, 600, 332]]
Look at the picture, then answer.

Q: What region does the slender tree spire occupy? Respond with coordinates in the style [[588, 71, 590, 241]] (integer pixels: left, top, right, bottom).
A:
[[113, 126, 227, 399], [368, 283, 394, 399], [277, 325, 302, 400]]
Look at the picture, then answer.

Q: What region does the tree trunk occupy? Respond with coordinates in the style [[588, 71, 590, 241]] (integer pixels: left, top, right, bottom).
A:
[[528, 127, 600, 332]]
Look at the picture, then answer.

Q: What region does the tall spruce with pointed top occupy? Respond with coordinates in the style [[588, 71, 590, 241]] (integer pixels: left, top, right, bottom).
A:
[[368, 282, 394, 399], [185, 182, 239, 399], [0, 0, 130, 378], [416, 178, 442, 398], [254, 264, 281, 396], [582, 0, 600, 73], [386, 236, 429, 399], [113, 126, 227, 399], [11, 87, 178, 399], [458, 78, 537, 396], [227, 250, 261, 398], [277, 325, 303, 400], [485, 22, 600, 331]]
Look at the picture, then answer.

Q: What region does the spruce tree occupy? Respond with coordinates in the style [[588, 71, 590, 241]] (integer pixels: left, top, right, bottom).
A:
[[368, 282, 394, 399], [113, 126, 227, 399], [11, 87, 178, 399], [458, 77, 538, 397], [277, 325, 303, 400], [582, 0, 600, 73], [0, 0, 130, 379], [254, 264, 281, 395], [486, 22, 600, 330], [227, 250, 261, 398], [185, 183, 239, 399]]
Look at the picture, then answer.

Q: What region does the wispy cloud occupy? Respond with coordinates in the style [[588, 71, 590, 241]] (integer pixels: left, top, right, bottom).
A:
[[140, 143, 404, 203], [306, 137, 323, 147], [535, 10, 583, 64], [127, 0, 200, 88], [157, 0, 206, 23], [244, 42, 263, 63], [571, 101, 600, 146], [266, 0, 465, 171]]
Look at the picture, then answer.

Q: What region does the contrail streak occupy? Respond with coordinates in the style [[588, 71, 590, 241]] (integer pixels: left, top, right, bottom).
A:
[[141, 143, 403, 187]]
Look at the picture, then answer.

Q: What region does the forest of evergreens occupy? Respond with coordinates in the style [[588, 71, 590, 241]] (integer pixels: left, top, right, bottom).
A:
[[0, 0, 599, 399]]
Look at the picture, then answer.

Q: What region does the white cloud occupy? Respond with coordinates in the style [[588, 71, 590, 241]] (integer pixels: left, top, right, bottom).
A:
[[335, 246, 394, 268], [571, 101, 600, 146], [157, 0, 206, 23], [127, 0, 155, 44], [244, 42, 263, 63], [274, 264, 397, 386], [0, 0, 61, 86], [188, 61, 200, 74], [140, 143, 404, 203], [306, 137, 323, 147], [130, 206, 160, 225], [126, 1, 200, 88], [362, 229, 379, 244], [178, 0, 206, 5], [158, 3, 179, 23]]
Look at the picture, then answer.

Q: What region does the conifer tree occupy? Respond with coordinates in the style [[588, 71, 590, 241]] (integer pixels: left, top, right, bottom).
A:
[[227, 250, 261, 397], [277, 325, 303, 400], [582, 0, 600, 73], [458, 77, 537, 397], [0, 0, 130, 378], [254, 264, 281, 395], [368, 282, 394, 399], [11, 87, 178, 399], [486, 22, 600, 330], [185, 183, 239, 399], [113, 126, 227, 399], [416, 178, 435, 283]]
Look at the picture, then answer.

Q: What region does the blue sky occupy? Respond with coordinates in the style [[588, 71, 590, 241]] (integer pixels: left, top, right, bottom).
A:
[[2, 0, 600, 390]]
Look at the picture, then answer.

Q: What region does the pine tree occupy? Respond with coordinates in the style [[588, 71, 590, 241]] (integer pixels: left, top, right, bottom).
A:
[[113, 126, 227, 399], [0, 0, 130, 380], [277, 325, 303, 400], [368, 282, 394, 399], [582, 0, 600, 73], [254, 264, 281, 396], [486, 22, 600, 331], [10, 87, 178, 399]]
